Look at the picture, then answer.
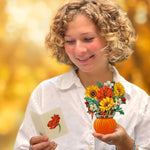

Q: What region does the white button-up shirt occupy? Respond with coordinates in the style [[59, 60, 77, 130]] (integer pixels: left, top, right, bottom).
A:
[[14, 67, 150, 150]]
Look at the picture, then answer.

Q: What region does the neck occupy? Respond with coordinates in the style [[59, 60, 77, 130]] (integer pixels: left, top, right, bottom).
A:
[[77, 65, 113, 88]]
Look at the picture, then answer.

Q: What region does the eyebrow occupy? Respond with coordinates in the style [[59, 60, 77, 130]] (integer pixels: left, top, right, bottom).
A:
[[64, 35, 72, 37], [65, 32, 96, 37]]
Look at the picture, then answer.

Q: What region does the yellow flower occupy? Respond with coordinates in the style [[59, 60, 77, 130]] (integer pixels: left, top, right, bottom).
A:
[[114, 82, 125, 97], [99, 97, 115, 112], [85, 85, 99, 98]]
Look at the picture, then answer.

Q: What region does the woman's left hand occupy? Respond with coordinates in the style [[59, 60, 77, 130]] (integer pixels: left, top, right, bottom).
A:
[[92, 124, 135, 150]]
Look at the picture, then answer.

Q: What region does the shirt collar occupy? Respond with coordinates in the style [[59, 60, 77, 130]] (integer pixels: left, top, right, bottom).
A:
[[55, 67, 83, 90], [55, 66, 131, 96], [113, 66, 125, 82], [113, 66, 131, 97]]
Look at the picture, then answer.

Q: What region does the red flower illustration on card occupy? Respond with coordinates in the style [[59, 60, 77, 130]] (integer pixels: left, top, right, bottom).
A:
[[47, 114, 61, 132]]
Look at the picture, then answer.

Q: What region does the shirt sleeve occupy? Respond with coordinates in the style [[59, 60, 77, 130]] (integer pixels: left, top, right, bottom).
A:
[[135, 94, 150, 150], [14, 84, 42, 150]]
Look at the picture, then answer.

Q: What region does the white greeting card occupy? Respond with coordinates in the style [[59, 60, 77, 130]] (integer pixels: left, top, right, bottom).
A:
[[30, 107, 69, 140]]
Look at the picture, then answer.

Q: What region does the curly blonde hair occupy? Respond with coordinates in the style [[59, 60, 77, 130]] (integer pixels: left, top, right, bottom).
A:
[[45, 0, 136, 67]]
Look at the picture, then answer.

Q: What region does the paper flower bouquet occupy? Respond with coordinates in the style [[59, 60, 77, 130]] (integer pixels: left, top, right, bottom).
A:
[[84, 81, 126, 134]]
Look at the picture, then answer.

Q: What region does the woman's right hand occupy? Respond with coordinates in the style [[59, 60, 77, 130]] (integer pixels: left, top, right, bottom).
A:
[[29, 135, 57, 150]]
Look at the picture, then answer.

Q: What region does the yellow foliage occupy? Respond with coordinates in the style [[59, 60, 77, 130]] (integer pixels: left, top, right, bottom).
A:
[[0, 0, 150, 149]]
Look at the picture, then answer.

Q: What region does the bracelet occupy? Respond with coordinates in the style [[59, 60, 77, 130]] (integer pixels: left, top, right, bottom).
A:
[[115, 140, 137, 150], [133, 140, 137, 150]]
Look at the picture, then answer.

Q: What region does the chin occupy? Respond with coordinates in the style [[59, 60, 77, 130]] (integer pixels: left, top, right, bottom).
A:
[[78, 66, 95, 73]]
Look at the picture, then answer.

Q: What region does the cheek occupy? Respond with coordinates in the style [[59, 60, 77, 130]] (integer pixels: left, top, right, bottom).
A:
[[65, 45, 73, 57], [88, 41, 103, 52]]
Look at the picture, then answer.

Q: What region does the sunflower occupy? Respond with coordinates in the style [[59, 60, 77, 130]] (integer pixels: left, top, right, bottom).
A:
[[99, 97, 115, 112], [85, 85, 99, 98], [114, 82, 125, 96]]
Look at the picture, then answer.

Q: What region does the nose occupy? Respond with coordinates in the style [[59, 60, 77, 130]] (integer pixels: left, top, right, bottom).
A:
[[75, 41, 87, 55]]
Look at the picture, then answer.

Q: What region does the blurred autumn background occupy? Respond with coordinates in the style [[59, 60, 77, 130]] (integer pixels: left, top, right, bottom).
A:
[[0, 0, 150, 149]]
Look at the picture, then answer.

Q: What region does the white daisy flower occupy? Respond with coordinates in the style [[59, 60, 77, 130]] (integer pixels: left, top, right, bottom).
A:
[[90, 104, 97, 111], [104, 81, 114, 88], [116, 98, 122, 105]]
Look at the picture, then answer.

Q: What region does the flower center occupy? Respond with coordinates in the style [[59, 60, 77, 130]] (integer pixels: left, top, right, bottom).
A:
[[105, 103, 109, 107], [90, 90, 97, 98]]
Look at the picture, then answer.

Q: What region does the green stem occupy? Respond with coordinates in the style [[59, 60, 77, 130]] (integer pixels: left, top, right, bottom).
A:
[[58, 123, 61, 133]]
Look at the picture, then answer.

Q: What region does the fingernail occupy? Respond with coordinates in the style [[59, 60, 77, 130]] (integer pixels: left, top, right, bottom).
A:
[[51, 141, 55, 145], [54, 142, 57, 146], [44, 135, 48, 140], [46, 141, 50, 145]]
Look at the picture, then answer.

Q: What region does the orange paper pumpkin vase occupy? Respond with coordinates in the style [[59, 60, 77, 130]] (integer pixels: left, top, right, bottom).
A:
[[94, 118, 117, 134]]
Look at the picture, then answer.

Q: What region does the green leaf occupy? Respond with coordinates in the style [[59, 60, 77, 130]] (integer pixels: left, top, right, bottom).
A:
[[111, 111, 116, 117], [106, 110, 111, 116], [119, 110, 124, 115], [96, 81, 103, 88], [96, 113, 102, 118], [93, 98, 99, 107], [84, 97, 89, 100]]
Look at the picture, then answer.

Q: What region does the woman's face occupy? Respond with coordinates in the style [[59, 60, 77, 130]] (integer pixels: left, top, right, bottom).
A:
[[64, 14, 108, 73]]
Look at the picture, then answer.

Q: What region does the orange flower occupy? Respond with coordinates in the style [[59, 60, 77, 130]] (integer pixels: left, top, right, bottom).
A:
[[96, 86, 113, 101], [100, 112, 107, 118]]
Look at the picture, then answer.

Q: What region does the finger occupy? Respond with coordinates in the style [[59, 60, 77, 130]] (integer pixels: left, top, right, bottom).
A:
[[49, 141, 57, 150], [31, 141, 50, 150], [114, 132, 119, 139], [92, 132, 108, 143], [43, 142, 57, 150], [52, 142, 57, 150], [30, 135, 49, 145], [92, 132, 114, 140], [44, 145, 54, 150], [92, 132, 117, 144], [92, 132, 102, 138]]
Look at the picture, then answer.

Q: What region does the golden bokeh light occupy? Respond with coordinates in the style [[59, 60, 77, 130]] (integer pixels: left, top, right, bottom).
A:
[[0, 0, 150, 149]]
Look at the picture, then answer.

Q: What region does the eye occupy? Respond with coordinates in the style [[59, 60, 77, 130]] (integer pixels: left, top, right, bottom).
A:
[[84, 37, 94, 42], [65, 40, 75, 44]]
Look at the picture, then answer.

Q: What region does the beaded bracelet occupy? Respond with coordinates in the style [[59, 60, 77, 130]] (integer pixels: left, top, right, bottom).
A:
[[115, 140, 137, 150], [133, 144, 136, 150], [133, 140, 137, 150]]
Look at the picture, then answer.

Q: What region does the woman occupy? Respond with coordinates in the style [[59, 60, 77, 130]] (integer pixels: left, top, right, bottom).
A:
[[14, 0, 150, 150]]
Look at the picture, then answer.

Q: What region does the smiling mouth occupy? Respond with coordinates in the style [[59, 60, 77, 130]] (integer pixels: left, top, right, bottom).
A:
[[77, 55, 94, 62]]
